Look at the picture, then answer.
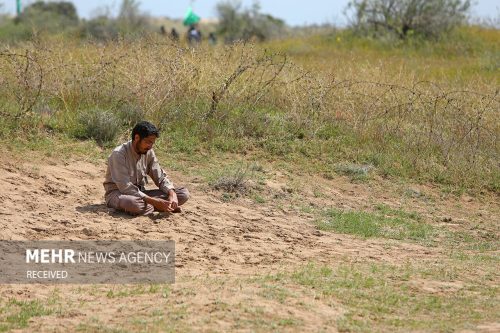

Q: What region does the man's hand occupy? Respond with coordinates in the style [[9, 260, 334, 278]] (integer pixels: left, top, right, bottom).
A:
[[168, 189, 179, 211], [144, 196, 173, 212]]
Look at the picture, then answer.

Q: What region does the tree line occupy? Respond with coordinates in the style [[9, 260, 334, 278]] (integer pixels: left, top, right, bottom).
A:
[[0, 0, 473, 43]]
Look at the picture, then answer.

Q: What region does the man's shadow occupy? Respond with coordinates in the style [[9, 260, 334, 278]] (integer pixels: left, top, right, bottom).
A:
[[76, 204, 172, 221]]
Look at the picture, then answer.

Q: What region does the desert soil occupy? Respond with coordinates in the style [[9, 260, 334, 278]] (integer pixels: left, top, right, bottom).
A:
[[0, 154, 498, 332]]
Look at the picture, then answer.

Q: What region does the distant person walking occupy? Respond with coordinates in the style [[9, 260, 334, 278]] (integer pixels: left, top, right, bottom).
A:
[[103, 121, 190, 216], [208, 32, 217, 46], [170, 28, 180, 42], [187, 24, 202, 45], [183, 6, 201, 43]]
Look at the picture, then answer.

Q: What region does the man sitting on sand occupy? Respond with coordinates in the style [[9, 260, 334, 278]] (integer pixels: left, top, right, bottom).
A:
[[103, 121, 189, 215]]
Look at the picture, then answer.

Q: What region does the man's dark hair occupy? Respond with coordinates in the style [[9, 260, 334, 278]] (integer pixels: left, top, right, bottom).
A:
[[131, 121, 159, 141]]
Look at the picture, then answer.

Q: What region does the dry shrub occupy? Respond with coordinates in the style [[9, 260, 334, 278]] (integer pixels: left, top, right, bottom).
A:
[[0, 35, 498, 190], [78, 108, 121, 146], [210, 163, 255, 194]]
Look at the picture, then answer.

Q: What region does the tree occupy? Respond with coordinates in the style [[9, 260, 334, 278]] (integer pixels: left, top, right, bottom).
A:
[[81, 15, 119, 41], [346, 0, 471, 39], [216, 0, 285, 43], [19, 1, 79, 32], [23, 1, 79, 23], [117, 0, 147, 33], [81, 0, 150, 40], [0, 3, 5, 24]]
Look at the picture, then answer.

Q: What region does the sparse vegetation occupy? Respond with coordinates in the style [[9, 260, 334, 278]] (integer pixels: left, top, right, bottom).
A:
[[0, 299, 53, 331], [0, 28, 497, 192], [287, 261, 499, 332], [334, 163, 374, 182], [209, 162, 261, 194]]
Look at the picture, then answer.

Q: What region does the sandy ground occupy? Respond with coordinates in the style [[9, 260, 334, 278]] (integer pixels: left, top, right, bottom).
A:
[[0, 156, 498, 332]]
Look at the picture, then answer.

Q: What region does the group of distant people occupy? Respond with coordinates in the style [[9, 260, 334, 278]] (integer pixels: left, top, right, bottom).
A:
[[160, 25, 217, 46]]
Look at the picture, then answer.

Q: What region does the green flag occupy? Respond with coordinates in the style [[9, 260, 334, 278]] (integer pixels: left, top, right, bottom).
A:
[[183, 6, 200, 26]]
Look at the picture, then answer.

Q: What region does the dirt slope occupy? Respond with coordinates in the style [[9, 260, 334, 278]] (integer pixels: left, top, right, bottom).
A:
[[0, 156, 498, 332], [0, 159, 444, 273]]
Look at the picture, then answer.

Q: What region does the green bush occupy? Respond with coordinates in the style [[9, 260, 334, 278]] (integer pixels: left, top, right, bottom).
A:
[[117, 104, 145, 127], [0, 18, 33, 42], [19, 1, 79, 34], [80, 16, 119, 41], [77, 109, 121, 146]]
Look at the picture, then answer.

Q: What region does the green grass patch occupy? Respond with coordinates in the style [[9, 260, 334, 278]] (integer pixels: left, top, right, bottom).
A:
[[444, 231, 498, 252], [258, 284, 293, 304], [106, 284, 169, 298], [276, 261, 499, 332], [0, 299, 53, 332], [315, 205, 435, 243]]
